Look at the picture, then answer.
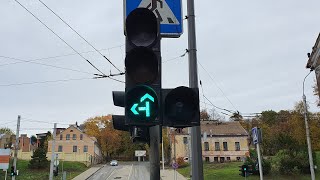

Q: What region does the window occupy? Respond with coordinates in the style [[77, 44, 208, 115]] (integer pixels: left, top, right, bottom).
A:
[[235, 142, 240, 151], [227, 157, 231, 161], [58, 145, 63, 152], [204, 142, 209, 151], [72, 134, 77, 140], [60, 134, 63, 140], [223, 142, 228, 151], [220, 157, 225, 163], [73, 146, 77, 152], [70, 130, 73, 132], [183, 137, 188, 144], [215, 142, 220, 151], [205, 157, 210, 162], [84, 145, 88, 152], [214, 157, 218, 162], [80, 134, 83, 140], [236, 157, 241, 161], [66, 134, 70, 140]]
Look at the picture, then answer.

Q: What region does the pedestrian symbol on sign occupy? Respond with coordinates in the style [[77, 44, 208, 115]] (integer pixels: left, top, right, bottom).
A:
[[139, 0, 180, 25]]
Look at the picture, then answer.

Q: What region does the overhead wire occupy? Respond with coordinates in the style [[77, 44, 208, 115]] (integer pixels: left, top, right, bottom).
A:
[[162, 49, 188, 63], [0, 71, 124, 87], [0, 44, 124, 67], [13, 0, 106, 76], [38, 0, 123, 73], [197, 60, 239, 112], [0, 55, 94, 75], [203, 94, 236, 114], [0, 77, 93, 87]]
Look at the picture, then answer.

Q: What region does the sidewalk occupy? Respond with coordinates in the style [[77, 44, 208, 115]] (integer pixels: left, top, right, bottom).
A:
[[72, 165, 104, 180], [160, 169, 187, 180]]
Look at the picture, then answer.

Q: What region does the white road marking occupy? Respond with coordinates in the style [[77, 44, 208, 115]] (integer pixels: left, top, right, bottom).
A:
[[128, 164, 134, 180]]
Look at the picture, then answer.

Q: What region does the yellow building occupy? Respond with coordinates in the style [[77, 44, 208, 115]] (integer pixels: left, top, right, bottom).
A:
[[47, 124, 102, 166], [170, 121, 249, 163]]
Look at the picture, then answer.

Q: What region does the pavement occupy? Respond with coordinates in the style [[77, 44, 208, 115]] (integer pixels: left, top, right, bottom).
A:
[[160, 169, 187, 180], [72, 165, 104, 180], [72, 162, 187, 180]]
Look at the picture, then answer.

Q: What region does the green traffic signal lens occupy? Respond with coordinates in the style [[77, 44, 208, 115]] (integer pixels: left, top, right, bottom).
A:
[[126, 85, 159, 122]]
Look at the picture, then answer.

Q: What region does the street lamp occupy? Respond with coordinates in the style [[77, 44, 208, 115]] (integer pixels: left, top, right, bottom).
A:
[[302, 69, 316, 180]]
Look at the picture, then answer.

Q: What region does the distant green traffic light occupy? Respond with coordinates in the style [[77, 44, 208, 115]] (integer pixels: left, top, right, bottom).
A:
[[126, 85, 159, 125]]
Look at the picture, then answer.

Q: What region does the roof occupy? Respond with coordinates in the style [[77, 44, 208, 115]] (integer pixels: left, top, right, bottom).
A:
[[172, 121, 248, 136], [306, 33, 320, 69], [200, 121, 248, 136]]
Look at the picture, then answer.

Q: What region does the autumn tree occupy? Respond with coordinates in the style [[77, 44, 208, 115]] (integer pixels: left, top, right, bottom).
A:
[[200, 109, 210, 121], [0, 127, 14, 135]]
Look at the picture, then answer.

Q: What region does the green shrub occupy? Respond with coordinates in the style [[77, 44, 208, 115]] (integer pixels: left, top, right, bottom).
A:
[[244, 149, 271, 175], [272, 149, 314, 175]]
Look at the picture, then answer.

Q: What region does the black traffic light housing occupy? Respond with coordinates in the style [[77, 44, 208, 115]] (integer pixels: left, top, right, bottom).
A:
[[125, 8, 161, 127], [162, 86, 200, 128], [10, 166, 15, 177], [239, 164, 249, 177]]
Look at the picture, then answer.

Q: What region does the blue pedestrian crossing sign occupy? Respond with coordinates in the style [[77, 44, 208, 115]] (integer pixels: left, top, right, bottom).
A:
[[125, 0, 183, 37]]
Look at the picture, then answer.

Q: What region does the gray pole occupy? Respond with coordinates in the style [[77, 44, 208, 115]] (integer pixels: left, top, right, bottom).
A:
[[12, 115, 21, 180], [187, 0, 204, 179], [162, 137, 165, 170], [256, 143, 263, 180], [302, 71, 316, 180], [303, 94, 315, 180], [49, 123, 57, 180], [149, 125, 160, 180]]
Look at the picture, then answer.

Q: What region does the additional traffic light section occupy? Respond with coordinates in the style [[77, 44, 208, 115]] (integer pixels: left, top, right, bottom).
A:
[[125, 8, 161, 126], [112, 115, 129, 132], [162, 86, 200, 128], [131, 127, 150, 143], [239, 164, 249, 177]]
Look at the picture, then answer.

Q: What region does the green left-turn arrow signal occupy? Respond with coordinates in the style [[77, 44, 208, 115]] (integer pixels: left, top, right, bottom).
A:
[[130, 103, 139, 115]]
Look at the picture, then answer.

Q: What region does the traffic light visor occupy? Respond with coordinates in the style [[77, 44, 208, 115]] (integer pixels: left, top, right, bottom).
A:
[[125, 47, 158, 84], [126, 8, 159, 47]]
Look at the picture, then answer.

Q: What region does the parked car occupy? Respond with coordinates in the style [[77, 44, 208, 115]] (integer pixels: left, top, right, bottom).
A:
[[110, 160, 118, 166]]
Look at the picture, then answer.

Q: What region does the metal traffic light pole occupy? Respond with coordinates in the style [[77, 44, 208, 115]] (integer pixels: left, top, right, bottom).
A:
[[187, 0, 204, 179], [149, 125, 160, 180]]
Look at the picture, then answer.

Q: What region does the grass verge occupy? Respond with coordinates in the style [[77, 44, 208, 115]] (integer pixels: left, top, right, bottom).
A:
[[0, 159, 89, 180]]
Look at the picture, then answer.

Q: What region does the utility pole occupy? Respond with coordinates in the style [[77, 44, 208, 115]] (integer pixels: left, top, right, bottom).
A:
[[303, 94, 315, 180], [149, 125, 160, 180], [256, 142, 263, 180], [12, 115, 21, 180], [187, 0, 204, 179], [162, 136, 165, 170], [49, 123, 57, 180]]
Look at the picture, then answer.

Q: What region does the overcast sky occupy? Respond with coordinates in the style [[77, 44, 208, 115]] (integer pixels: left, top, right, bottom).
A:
[[1, 0, 320, 136]]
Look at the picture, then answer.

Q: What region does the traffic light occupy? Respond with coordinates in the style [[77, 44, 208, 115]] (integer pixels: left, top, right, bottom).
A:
[[53, 166, 58, 176], [10, 166, 15, 177], [162, 86, 200, 127], [112, 92, 150, 143], [125, 8, 161, 126], [239, 164, 249, 177], [131, 126, 150, 143]]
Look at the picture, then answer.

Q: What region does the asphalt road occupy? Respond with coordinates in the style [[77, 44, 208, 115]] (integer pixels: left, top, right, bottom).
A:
[[88, 161, 150, 180]]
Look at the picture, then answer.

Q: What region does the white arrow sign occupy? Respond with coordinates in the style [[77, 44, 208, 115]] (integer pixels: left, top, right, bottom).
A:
[[138, 0, 180, 25]]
